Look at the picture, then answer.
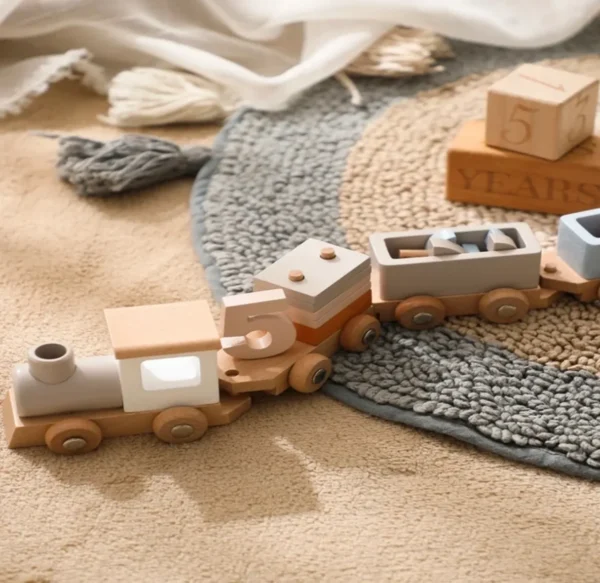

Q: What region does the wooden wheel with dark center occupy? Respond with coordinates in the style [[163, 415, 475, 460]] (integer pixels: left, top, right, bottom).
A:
[[395, 296, 446, 330], [288, 353, 332, 393], [478, 288, 530, 324], [152, 407, 209, 444], [45, 418, 103, 455], [340, 314, 381, 352]]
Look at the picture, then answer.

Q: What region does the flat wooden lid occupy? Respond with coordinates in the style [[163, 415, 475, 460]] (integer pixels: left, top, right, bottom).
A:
[[104, 300, 221, 359]]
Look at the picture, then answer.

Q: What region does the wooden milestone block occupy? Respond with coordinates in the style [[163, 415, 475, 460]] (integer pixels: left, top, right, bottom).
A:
[[486, 64, 599, 160], [447, 120, 600, 215]]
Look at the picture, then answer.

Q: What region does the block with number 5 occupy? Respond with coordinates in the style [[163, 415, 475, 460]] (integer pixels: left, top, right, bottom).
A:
[[485, 63, 599, 161], [217, 240, 381, 397]]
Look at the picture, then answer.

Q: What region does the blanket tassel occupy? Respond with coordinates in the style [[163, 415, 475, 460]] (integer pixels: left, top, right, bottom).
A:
[[35, 132, 211, 197]]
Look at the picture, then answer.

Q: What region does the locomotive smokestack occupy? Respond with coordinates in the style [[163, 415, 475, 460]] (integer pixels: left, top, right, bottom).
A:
[[28, 343, 76, 385]]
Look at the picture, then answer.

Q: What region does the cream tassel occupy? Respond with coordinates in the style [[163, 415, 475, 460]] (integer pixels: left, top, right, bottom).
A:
[[100, 68, 239, 127]]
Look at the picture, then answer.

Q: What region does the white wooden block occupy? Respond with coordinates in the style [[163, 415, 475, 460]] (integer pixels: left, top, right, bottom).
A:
[[286, 277, 371, 328]]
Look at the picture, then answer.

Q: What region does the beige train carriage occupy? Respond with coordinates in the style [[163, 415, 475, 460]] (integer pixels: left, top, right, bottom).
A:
[[369, 222, 560, 329]]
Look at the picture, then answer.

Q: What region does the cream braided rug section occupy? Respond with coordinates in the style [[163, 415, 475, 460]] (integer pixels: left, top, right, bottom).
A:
[[192, 24, 600, 480]]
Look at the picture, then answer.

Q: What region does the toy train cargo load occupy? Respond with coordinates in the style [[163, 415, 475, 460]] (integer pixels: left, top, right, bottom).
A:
[[370, 223, 541, 301], [369, 223, 560, 328]]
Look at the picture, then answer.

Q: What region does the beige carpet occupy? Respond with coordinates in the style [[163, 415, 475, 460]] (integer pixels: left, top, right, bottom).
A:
[[2, 81, 600, 583]]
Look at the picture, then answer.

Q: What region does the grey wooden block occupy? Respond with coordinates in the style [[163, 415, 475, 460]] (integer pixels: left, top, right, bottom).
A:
[[463, 243, 480, 253], [426, 236, 465, 256], [557, 209, 600, 280], [485, 228, 518, 251], [254, 238, 370, 311], [433, 229, 457, 243]]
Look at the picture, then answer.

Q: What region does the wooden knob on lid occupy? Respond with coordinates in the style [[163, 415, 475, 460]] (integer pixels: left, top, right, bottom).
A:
[[320, 247, 336, 260], [288, 269, 305, 282]]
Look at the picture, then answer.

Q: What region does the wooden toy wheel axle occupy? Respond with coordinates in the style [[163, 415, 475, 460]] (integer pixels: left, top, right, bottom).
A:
[[340, 314, 381, 352], [395, 296, 446, 330], [152, 407, 209, 444], [45, 418, 103, 455], [478, 288, 530, 324], [289, 353, 332, 393]]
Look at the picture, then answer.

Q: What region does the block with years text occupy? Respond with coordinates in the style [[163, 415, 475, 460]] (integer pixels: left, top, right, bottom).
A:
[[486, 64, 599, 160], [446, 120, 600, 215]]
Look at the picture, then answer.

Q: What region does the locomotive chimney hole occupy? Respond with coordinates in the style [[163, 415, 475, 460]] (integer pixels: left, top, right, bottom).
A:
[[35, 343, 68, 360], [28, 342, 76, 385]]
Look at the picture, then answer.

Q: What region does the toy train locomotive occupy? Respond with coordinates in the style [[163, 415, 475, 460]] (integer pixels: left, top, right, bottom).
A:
[[4, 208, 600, 455]]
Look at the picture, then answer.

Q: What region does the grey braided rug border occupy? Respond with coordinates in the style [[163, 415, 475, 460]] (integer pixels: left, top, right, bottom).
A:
[[191, 24, 600, 481]]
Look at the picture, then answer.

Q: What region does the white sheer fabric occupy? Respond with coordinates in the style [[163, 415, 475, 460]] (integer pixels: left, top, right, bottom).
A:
[[1, 0, 599, 115]]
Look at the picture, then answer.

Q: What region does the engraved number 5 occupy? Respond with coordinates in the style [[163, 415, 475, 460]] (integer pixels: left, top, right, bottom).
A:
[[219, 289, 297, 360], [501, 103, 538, 145]]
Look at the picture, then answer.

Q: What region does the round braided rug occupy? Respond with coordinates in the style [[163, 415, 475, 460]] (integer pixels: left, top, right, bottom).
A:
[[192, 24, 600, 480]]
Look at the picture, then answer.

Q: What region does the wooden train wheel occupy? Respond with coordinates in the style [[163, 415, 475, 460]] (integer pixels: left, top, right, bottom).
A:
[[395, 296, 446, 330], [288, 353, 332, 393], [45, 418, 103, 455], [479, 288, 530, 324], [340, 314, 381, 352], [152, 407, 208, 444]]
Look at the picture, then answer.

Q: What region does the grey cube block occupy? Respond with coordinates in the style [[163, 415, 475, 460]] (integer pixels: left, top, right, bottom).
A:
[[433, 229, 457, 243], [557, 209, 600, 280], [486, 228, 518, 251], [426, 236, 465, 256]]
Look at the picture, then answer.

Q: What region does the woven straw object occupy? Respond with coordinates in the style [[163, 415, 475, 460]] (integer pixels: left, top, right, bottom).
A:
[[345, 27, 454, 77]]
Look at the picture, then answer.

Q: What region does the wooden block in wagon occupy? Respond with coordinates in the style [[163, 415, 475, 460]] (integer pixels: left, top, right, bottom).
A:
[[486, 63, 599, 160], [446, 119, 600, 215]]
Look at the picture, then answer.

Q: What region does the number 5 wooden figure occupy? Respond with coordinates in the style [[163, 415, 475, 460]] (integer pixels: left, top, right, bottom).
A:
[[219, 289, 297, 360]]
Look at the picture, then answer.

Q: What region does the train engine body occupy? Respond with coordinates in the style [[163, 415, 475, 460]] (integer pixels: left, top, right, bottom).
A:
[[13, 344, 121, 418], [4, 239, 380, 455], [4, 300, 251, 454]]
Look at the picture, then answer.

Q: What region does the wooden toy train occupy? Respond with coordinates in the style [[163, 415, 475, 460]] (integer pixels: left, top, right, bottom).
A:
[[4, 208, 600, 455]]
